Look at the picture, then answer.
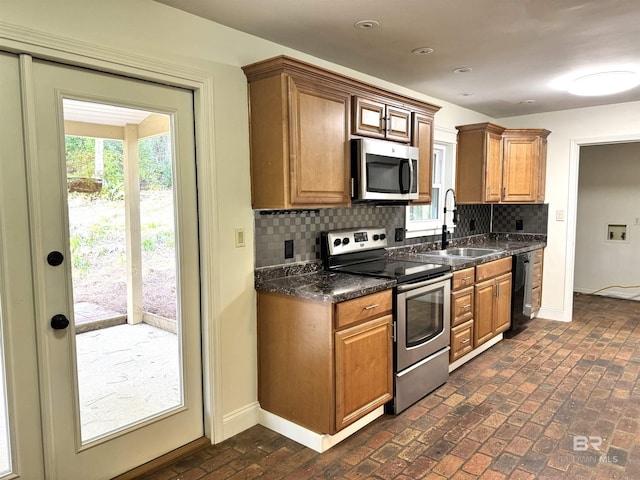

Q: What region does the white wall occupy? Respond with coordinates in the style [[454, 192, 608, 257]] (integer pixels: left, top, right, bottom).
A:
[[574, 143, 640, 299], [0, 0, 492, 440], [498, 102, 640, 320]]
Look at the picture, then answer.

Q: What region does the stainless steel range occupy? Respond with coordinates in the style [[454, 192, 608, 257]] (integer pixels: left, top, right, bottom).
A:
[[321, 227, 452, 414]]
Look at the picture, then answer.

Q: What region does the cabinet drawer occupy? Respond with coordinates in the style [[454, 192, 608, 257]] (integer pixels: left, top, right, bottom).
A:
[[475, 257, 512, 282], [532, 262, 543, 288], [451, 286, 474, 327], [531, 286, 541, 312], [450, 320, 474, 362], [335, 290, 392, 329], [533, 249, 543, 264], [452, 267, 475, 290]]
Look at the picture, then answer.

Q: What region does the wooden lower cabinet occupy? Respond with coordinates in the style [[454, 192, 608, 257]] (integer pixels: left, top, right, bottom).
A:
[[257, 289, 392, 434], [531, 248, 544, 314], [450, 268, 475, 362], [335, 315, 393, 430], [474, 271, 512, 348], [451, 258, 513, 364]]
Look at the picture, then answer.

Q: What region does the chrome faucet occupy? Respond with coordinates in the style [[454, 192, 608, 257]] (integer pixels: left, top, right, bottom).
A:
[[441, 188, 458, 249]]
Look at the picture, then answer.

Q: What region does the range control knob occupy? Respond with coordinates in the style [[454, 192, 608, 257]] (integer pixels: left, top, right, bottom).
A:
[[380, 233, 387, 240], [342, 237, 350, 245], [333, 238, 341, 247], [373, 234, 380, 241]]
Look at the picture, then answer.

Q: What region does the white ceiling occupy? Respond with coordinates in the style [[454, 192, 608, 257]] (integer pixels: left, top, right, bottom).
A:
[[63, 99, 152, 126], [155, 0, 640, 117]]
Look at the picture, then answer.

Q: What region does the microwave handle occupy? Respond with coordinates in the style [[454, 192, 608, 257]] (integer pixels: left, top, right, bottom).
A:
[[399, 159, 412, 194]]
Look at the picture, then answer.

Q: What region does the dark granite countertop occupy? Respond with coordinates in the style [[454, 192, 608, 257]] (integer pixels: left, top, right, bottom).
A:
[[254, 234, 546, 302], [255, 269, 395, 303]]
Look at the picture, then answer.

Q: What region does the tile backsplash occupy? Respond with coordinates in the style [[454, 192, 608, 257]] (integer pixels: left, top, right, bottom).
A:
[[254, 203, 548, 267], [492, 203, 549, 234]]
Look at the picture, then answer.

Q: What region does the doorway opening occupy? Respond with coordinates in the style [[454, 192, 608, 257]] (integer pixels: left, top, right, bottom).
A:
[[572, 140, 640, 313]]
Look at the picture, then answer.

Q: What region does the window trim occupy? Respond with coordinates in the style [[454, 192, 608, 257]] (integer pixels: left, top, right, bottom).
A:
[[405, 141, 456, 238]]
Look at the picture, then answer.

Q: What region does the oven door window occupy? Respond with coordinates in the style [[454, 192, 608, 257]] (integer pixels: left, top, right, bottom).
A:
[[405, 286, 445, 347]]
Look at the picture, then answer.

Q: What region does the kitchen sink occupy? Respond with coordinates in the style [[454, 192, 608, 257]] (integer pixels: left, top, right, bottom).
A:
[[432, 247, 502, 258]]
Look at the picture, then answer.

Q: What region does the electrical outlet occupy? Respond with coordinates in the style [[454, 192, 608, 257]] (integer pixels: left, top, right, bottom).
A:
[[469, 219, 476, 231], [516, 219, 524, 230], [395, 227, 404, 242], [284, 239, 294, 259]]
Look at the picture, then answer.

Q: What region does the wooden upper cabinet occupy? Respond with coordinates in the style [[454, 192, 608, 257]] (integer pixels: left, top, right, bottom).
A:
[[243, 56, 440, 209], [353, 96, 411, 143], [243, 58, 351, 209], [455, 123, 506, 204], [411, 112, 435, 204], [502, 129, 550, 203], [288, 76, 351, 206], [455, 123, 550, 204]]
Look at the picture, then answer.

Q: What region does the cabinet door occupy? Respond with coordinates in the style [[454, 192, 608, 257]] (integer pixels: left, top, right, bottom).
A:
[[501, 134, 538, 202], [353, 96, 386, 138], [474, 279, 495, 347], [411, 112, 434, 204], [288, 76, 351, 206], [335, 315, 393, 431], [485, 132, 503, 202], [494, 273, 512, 334], [386, 106, 411, 143], [536, 137, 548, 202]]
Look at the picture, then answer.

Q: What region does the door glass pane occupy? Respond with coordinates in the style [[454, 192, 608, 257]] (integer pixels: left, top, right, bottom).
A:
[[0, 301, 11, 475], [63, 99, 182, 444], [405, 287, 445, 347]]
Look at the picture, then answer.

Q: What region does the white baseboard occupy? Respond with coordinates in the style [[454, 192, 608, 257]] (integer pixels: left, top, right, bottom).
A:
[[449, 334, 502, 372], [536, 306, 571, 322], [259, 406, 385, 453], [221, 402, 260, 441], [573, 288, 640, 301]]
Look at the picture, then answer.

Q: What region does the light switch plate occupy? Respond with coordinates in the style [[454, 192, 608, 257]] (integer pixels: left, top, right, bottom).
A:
[[556, 210, 565, 222], [235, 228, 246, 247]]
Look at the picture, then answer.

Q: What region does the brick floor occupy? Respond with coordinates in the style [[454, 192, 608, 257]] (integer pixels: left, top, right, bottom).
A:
[[139, 293, 640, 479]]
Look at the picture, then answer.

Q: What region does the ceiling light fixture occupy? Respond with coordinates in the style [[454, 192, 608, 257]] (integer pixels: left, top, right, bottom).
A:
[[453, 67, 472, 73], [520, 99, 536, 104], [459, 92, 473, 97], [411, 47, 434, 56], [354, 20, 379, 29], [568, 71, 640, 96]]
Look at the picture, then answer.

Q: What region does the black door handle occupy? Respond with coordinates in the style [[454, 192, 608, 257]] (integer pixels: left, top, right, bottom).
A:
[[50, 314, 70, 330], [47, 251, 64, 266]]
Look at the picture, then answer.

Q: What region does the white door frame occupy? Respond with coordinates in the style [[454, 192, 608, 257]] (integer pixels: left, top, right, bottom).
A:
[[565, 132, 640, 320], [0, 23, 223, 443]]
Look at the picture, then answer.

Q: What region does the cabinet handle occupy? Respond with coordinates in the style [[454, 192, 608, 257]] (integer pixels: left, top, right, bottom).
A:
[[363, 303, 380, 310], [462, 304, 472, 310], [392, 322, 396, 341], [462, 276, 472, 281], [497, 283, 501, 297], [461, 339, 470, 344]]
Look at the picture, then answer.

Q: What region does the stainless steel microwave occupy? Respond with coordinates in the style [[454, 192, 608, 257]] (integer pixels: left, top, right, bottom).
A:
[[351, 138, 419, 201]]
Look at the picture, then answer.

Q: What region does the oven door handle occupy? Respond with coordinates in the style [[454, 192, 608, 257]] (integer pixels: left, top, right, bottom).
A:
[[396, 272, 453, 292]]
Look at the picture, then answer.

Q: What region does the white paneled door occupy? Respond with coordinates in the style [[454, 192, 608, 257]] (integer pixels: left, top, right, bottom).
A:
[[17, 56, 203, 479], [0, 52, 46, 480]]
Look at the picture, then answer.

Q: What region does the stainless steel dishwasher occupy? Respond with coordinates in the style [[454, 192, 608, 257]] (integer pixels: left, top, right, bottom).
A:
[[505, 251, 533, 338]]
